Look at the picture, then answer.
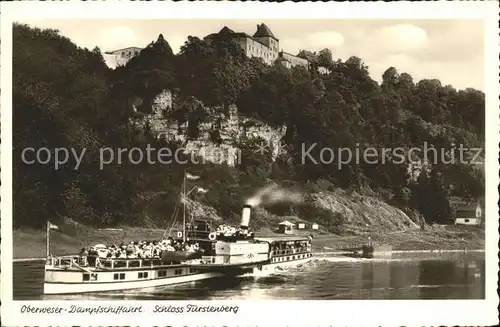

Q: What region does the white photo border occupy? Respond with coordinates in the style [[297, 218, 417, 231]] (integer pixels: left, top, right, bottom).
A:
[[1, 1, 498, 326]]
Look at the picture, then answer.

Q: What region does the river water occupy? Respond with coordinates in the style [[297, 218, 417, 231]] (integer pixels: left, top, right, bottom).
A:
[[13, 251, 485, 300]]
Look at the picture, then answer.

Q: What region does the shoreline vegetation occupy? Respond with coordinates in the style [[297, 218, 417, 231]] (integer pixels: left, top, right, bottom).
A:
[[13, 224, 484, 260]]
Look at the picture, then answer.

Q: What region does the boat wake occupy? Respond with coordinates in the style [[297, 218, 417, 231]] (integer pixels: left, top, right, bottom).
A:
[[312, 256, 363, 263], [239, 257, 354, 279]]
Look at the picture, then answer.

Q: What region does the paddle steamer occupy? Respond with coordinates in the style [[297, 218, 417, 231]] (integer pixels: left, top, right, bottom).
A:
[[44, 174, 313, 295]]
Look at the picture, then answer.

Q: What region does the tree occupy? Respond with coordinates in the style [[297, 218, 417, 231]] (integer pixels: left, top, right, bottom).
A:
[[413, 79, 444, 123], [381, 67, 399, 91], [411, 166, 452, 224], [177, 36, 263, 112], [393, 186, 411, 207], [13, 23, 485, 231], [116, 34, 178, 109], [237, 63, 293, 127], [13, 24, 112, 227], [317, 48, 334, 68]]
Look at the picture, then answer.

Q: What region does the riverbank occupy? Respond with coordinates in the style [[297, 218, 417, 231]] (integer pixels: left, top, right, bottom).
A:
[[311, 224, 485, 253], [11, 223, 484, 259]]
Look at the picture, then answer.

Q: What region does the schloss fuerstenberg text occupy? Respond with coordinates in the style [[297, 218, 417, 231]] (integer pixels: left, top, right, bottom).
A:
[[154, 304, 239, 314]]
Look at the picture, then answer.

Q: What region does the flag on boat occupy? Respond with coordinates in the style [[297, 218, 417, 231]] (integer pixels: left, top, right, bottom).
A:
[[197, 187, 208, 194], [47, 221, 60, 231], [185, 172, 200, 180]]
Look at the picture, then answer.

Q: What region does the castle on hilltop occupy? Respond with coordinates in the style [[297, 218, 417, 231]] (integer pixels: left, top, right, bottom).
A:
[[103, 23, 329, 73], [204, 23, 310, 70]]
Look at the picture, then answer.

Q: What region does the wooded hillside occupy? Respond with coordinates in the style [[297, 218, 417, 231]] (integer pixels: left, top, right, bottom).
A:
[[13, 24, 485, 231]]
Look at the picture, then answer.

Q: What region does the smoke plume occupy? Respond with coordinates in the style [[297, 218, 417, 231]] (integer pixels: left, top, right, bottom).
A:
[[245, 184, 303, 207]]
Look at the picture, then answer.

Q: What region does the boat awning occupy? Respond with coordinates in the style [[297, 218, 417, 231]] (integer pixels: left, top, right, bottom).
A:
[[255, 236, 310, 243]]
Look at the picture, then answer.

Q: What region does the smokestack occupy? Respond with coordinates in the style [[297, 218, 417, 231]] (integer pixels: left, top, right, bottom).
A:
[[241, 204, 252, 229]]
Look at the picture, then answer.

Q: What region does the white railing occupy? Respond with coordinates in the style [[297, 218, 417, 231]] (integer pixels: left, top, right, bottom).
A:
[[47, 255, 168, 269]]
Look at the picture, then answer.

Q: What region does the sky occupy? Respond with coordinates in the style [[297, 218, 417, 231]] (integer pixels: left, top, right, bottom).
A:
[[20, 19, 484, 90]]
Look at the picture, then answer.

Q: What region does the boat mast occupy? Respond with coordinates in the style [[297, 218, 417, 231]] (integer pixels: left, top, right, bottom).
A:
[[46, 220, 50, 257], [183, 170, 186, 243]]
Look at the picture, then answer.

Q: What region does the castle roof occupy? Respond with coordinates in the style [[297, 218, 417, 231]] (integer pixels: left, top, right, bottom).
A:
[[449, 197, 482, 211], [253, 23, 278, 40], [297, 50, 319, 63], [455, 202, 480, 211], [206, 26, 270, 48], [219, 26, 236, 34]]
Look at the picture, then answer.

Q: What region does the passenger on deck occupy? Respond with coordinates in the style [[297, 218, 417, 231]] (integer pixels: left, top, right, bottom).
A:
[[81, 235, 203, 263], [78, 248, 88, 266], [215, 224, 254, 241], [143, 245, 153, 259]]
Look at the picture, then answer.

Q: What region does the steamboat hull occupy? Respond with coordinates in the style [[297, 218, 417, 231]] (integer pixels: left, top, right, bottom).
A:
[[208, 253, 315, 275], [43, 265, 222, 295], [43, 253, 314, 295]]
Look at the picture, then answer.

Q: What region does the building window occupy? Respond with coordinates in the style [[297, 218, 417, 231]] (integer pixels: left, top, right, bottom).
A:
[[464, 219, 470, 223]]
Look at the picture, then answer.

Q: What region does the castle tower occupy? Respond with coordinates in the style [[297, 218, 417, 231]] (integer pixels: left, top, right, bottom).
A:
[[253, 23, 279, 62]]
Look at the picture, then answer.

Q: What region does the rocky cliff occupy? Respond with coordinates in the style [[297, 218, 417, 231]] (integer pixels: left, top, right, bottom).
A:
[[131, 89, 287, 166]]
